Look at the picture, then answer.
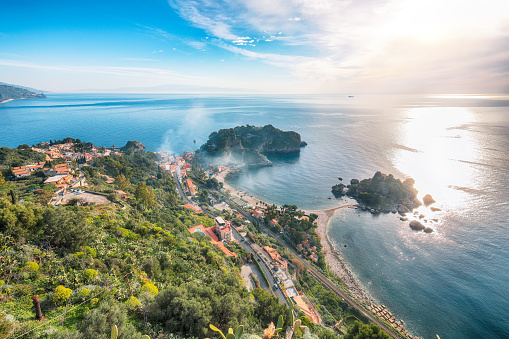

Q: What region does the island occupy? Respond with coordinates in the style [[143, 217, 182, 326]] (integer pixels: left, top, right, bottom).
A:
[[197, 124, 306, 167], [332, 171, 421, 213], [0, 83, 46, 103]]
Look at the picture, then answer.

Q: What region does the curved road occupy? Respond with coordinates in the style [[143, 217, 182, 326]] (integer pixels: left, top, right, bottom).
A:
[[219, 193, 404, 339], [173, 173, 288, 305], [177, 173, 402, 338]]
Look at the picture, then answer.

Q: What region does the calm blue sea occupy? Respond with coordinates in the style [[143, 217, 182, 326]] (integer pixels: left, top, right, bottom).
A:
[[2, 93, 508, 339]]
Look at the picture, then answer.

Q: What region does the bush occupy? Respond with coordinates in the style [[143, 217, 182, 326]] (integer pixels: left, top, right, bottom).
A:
[[23, 261, 39, 272], [83, 246, 97, 258], [78, 300, 143, 339], [54, 285, 72, 304], [141, 282, 158, 295], [84, 269, 98, 281], [79, 287, 91, 299], [125, 296, 142, 310], [42, 207, 97, 253]]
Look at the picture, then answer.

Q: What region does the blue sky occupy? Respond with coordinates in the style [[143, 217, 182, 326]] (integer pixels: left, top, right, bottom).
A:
[[1, 0, 508, 94]]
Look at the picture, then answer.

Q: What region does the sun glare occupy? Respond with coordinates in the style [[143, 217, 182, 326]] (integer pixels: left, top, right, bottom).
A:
[[393, 107, 477, 210]]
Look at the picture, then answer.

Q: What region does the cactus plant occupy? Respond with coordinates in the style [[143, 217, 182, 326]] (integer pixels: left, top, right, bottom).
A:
[[210, 324, 244, 339]]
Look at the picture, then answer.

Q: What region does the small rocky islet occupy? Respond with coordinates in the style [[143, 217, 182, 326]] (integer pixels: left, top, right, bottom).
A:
[[332, 173, 439, 234]]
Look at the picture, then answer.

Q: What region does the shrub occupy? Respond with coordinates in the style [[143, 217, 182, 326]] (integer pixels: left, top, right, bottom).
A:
[[84, 269, 98, 281], [23, 261, 39, 272], [83, 246, 97, 258], [141, 282, 158, 295], [54, 285, 72, 304], [125, 296, 142, 310], [79, 287, 91, 299]]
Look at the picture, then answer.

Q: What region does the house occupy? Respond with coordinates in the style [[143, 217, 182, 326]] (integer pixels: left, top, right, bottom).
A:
[[185, 178, 196, 196], [252, 210, 264, 219], [214, 216, 233, 242], [188, 224, 236, 257], [44, 173, 72, 188], [13, 168, 30, 178]]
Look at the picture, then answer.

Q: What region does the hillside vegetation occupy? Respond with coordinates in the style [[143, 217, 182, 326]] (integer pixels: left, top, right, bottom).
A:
[[0, 84, 46, 102]]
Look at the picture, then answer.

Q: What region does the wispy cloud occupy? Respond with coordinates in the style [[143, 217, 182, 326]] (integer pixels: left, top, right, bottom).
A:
[[123, 57, 160, 62], [166, 0, 509, 93], [0, 59, 208, 82]]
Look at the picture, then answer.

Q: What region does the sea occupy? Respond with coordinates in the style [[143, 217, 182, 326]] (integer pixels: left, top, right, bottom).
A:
[[2, 93, 508, 339]]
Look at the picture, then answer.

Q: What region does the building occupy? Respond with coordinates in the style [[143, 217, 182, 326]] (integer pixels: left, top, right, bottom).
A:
[[252, 209, 264, 219], [185, 178, 196, 196], [214, 216, 233, 242]]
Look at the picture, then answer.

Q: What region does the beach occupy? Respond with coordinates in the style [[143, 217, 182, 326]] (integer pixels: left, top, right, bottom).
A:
[[216, 167, 371, 304], [215, 168, 264, 208], [304, 205, 371, 305]]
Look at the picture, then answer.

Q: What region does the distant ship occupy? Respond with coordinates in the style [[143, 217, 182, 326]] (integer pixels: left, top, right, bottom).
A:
[[348, 95, 354, 98]]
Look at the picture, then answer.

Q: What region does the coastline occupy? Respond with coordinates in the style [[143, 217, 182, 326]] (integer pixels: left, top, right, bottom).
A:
[[0, 99, 15, 104], [304, 206, 372, 305], [216, 167, 371, 304]]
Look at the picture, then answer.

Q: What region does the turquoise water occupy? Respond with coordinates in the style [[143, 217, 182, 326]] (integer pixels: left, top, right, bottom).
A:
[[2, 94, 508, 338]]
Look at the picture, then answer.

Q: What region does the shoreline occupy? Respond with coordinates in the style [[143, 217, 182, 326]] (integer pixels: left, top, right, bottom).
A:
[[216, 167, 372, 304], [0, 99, 15, 104], [303, 205, 372, 305]]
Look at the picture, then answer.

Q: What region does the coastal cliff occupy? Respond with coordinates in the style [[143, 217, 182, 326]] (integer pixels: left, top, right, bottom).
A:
[[0, 83, 46, 103], [198, 124, 305, 167], [120, 140, 146, 154]]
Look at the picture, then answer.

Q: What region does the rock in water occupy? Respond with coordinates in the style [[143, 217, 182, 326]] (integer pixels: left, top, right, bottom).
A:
[[350, 179, 360, 185], [331, 183, 346, 197], [423, 194, 436, 206], [409, 220, 425, 231], [424, 227, 434, 233], [398, 205, 410, 214]]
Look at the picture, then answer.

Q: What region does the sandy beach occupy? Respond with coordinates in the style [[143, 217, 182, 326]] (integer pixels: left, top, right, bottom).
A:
[[216, 167, 371, 304], [215, 167, 264, 208], [304, 205, 371, 304], [0, 99, 15, 104]]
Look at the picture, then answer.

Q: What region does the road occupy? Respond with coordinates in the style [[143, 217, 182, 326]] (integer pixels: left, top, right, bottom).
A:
[[178, 174, 402, 338], [173, 173, 288, 305], [216, 191, 404, 339]]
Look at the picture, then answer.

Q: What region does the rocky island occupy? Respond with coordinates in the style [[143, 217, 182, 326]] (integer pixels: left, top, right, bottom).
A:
[[197, 124, 306, 167], [332, 171, 421, 213], [0, 83, 46, 103]]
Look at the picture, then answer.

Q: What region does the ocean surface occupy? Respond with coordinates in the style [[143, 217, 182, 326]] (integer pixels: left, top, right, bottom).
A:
[[2, 93, 509, 338]]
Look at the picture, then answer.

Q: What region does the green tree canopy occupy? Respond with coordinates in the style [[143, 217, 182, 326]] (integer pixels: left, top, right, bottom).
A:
[[344, 321, 391, 339]]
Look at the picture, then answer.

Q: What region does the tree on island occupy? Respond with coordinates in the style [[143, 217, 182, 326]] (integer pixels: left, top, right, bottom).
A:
[[333, 171, 420, 211]]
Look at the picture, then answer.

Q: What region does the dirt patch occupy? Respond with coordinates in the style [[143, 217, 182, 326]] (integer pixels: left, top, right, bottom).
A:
[[61, 191, 111, 205]]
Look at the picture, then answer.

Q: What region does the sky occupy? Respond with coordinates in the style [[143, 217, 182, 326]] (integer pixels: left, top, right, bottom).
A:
[[0, 0, 508, 94]]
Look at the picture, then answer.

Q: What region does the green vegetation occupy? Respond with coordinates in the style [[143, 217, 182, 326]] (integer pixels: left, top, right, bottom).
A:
[[0, 144, 46, 168], [0, 83, 46, 102], [333, 172, 420, 212], [343, 321, 391, 339], [0, 140, 390, 339], [198, 125, 304, 167], [262, 204, 325, 268]]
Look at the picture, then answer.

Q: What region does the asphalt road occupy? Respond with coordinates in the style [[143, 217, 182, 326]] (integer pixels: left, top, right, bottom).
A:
[[217, 192, 403, 338], [173, 173, 288, 305], [177, 174, 402, 337]]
